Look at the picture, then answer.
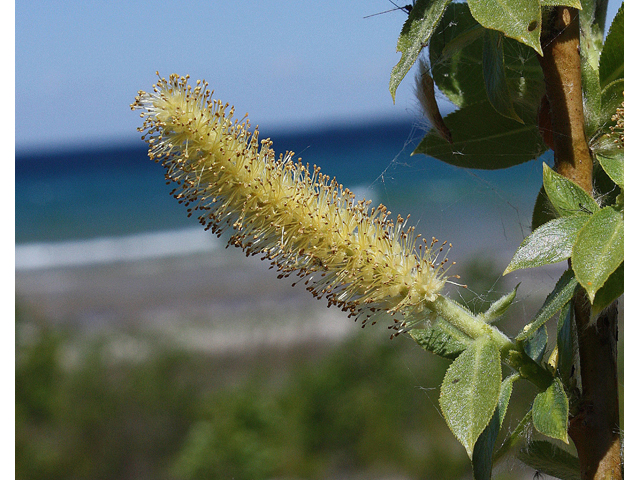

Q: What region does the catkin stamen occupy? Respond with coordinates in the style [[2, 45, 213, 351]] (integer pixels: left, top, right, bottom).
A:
[[131, 73, 451, 330]]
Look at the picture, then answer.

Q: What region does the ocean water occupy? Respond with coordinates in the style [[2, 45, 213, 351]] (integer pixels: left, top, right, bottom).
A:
[[16, 119, 547, 270]]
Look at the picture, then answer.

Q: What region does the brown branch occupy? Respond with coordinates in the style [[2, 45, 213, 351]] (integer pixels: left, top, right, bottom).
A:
[[538, 7, 592, 192], [538, 7, 621, 480]]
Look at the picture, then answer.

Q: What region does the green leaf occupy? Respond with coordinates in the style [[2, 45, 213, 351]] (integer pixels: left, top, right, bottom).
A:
[[516, 270, 578, 341], [478, 284, 519, 323], [572, 206, 624, 302], [591, 262, 623, 318], [441, 24, 484, 63], [517, 440, 580, 480], [492, 409, 532, 463], [471, 374, 517, 480], [556, 303, 575, 386], [579, 0, 605, 136], [591, 77, 624, 152], [467, 0, 542, 55], [410, 320, 472, 360], [429, 3, 485, 107], [596, 151, 623, 189], [440, 336, 501, 457], [531, 185, 556, 231], [540, 0, 582, 6], [413, 100, 546, 169], [429, 2, 545, 110], [532, 378, 569, 443], [389, 0, 452, 102], [599, 3, 624, 88], [523, 325, 547, 364], [598, 77, 625, 132], [504, 214, 590, 273], [542, 163, 600, 216], [482, 29, 522, 122]]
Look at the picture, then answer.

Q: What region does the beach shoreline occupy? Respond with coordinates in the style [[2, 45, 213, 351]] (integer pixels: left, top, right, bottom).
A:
[[15, 233, 573, 349]]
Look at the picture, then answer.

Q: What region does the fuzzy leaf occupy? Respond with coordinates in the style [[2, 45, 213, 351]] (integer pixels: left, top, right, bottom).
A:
[[540, 0, 582, 6], [410, 320, 472, 360], [597, 77, 624, 134], [467, 0, 542, 55], [413, 100, 545, 169], [556, 303, 575, 386], [429, 3, 485, 107], [591, 262, 623, 319], [517, 440, 580, 480], [390, 0, 452, 102], [523, 325, 547, 364], [531, 185, 556, 231], [599, 3, 624, 88], [429, 2, 545, 110], [516, 269, 578, 341], [579, 0, 605, 136], [440, 336, 501, 457], [572, 206, 624, 302], [483, 29, 522, 122], [478, 284, 519, 323], [596, 151, 624, 188], [504, 214, 589, 273], [471, 374, 517, 480], [532, 378, 569, 443], [542, 163, 600, 216]]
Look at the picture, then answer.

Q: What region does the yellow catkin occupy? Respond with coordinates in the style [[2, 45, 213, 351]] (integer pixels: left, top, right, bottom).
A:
[[131, 73, 451, 333]]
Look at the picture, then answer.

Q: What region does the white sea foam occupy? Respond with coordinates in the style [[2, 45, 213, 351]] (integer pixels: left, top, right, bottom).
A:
[[15, 228, 220, 271]]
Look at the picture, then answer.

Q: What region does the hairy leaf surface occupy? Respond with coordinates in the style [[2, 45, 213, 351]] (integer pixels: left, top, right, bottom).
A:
[[467, 0, 542, 54], [516, 270, 578, 341], [517, 440, 580, 480], [440, 336, 501, 457], [572, 206, 624, 302], [542, 163, 600, 216], [532, 378, 569, 443], [504, 214, 589, 273], [390, 0, 451, 101]]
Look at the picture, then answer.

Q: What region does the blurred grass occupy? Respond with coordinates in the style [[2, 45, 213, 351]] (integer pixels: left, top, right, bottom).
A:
[[16, 300, 473, 479], [17, 253, 617, 479]]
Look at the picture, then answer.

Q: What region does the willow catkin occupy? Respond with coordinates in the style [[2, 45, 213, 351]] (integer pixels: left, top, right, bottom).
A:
[[131, 73, 453, 334]]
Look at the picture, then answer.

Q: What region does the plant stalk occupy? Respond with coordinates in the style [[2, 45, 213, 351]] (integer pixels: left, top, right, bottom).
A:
[[429, 296, 553, 391], [538, 7, 622, 480]]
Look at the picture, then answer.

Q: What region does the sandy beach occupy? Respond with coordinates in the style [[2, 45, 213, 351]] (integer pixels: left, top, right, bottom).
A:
[[15, 245, 362, 354], [15, 236, 575, 355]]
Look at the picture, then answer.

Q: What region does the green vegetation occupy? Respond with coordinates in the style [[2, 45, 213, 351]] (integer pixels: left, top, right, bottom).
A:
[[17, 298, 539, 480]]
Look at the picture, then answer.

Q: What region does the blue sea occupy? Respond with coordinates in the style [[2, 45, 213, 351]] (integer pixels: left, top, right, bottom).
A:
[[16, 119, 548, 271]]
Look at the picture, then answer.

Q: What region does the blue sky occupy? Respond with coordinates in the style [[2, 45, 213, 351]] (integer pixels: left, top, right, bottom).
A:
[[16, 1, 421, 152], [16, 0, 624, 152]]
